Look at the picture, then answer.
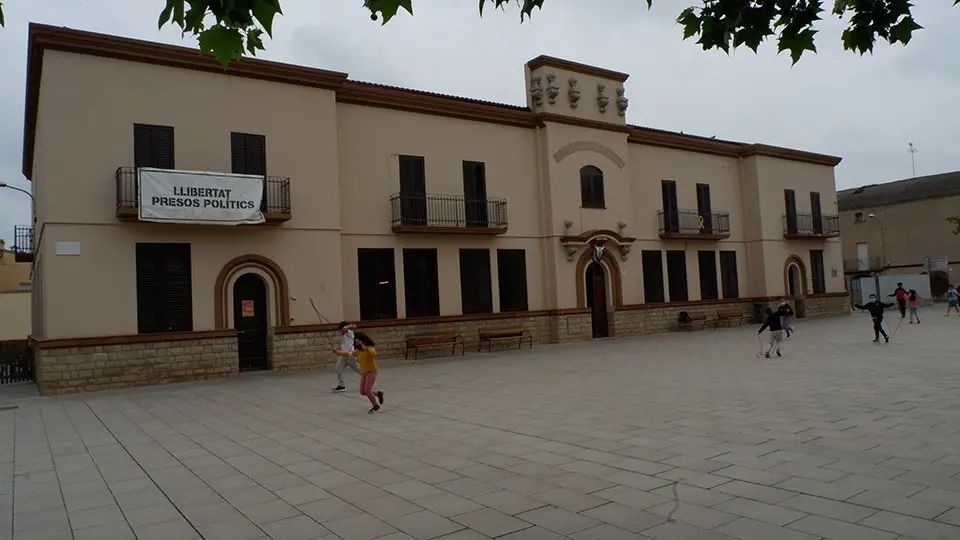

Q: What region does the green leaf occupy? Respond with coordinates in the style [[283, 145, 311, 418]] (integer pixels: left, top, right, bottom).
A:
[[889, 16, 923, 45], [158, 0, 176, 29], [778, 28, 818, 64], [251, 0, 281, 37], [947, 216, 960, 235], [197, 26, 244, 68], [246, 28, 265, 55], [676, 8, 700, 40], [0, 2, 5, 27]]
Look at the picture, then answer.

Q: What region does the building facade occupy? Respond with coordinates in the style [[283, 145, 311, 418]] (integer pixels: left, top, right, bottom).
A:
[[19, 24, 848, 394], [838, 171, 960, 298], [0, 242, 31, 341]]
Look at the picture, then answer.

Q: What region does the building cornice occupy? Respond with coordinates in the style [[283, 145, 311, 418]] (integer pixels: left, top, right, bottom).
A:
[[22, 24, 842, 180]]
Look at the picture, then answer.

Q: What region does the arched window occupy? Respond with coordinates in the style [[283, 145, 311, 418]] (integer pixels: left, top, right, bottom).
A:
[[580, 165, 605, 208]]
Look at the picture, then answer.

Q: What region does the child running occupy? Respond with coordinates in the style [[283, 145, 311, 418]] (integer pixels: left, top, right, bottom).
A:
[[907, 289, 922, 324], [946, 285, 959, 316], [332, 321, 362, 393], [854, 294, 894, 343], [889, 282, 908, 319], [333, 331, 384, 413], [777, 299, 795, 339], [757, 307, 784, 358]]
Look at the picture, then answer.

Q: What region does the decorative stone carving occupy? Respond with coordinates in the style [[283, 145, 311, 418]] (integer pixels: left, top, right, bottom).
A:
[[619, 244, 631, 261], [529, 76, 543, 108], [617, 221, 627, 234], [546, 73, 559, 104], [597, 84, 609, 113], [568, 77, 581, 108], [592, 242, 605, 262], [616, 86, 629, 117], [563, 219, 574, 234], [564, 244, 578, 261]]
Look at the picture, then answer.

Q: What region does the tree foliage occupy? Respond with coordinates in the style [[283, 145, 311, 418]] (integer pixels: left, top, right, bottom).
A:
[[947, 216, 960, 235], [1, 1, 955, 68]]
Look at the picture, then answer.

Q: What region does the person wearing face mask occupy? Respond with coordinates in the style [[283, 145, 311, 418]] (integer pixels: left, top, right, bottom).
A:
[[854, 294, 895, 343]]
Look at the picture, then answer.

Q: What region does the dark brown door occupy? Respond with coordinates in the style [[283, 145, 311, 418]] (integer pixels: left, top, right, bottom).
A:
[[399, 155, 427, 226], [463, 161, 489, 227], [586, 262, 609, 338], [234, 273, 268, 371]]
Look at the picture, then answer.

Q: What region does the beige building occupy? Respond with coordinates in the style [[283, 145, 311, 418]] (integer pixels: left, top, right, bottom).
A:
[[20, 24, 848, 394], [838, 171, 960, 296], [0, 240, 31, 340]]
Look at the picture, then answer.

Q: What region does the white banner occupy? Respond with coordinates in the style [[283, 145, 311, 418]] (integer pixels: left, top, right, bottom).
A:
[[138, 168, 265, 225]]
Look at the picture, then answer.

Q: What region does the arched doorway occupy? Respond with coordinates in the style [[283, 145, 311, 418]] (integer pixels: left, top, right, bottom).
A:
[[585, 262, 609, 338], [233, 273, 269, 371], [787, 264, 802, 297]]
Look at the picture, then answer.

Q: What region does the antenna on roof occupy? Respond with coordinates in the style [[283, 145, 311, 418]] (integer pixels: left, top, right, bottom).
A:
[[908, 142, 918, 178]]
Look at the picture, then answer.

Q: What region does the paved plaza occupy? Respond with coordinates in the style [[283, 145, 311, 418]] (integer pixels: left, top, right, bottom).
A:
[[4, 311, 960, 540]]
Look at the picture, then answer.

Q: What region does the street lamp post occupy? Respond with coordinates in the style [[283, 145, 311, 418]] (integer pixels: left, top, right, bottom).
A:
[[869, 212, 885, 299], [0, 182, 36, 219]]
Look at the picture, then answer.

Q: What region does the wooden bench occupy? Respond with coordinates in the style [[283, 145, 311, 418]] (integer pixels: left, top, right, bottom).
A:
[[404, 333, 464, 361], [478, 327, 533, 352], [715, 309, 746, 328], [678, 311, 712, 331]]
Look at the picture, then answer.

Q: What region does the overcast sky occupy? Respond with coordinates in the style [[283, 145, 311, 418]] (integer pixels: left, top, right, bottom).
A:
[[1, 0, 958, 245]]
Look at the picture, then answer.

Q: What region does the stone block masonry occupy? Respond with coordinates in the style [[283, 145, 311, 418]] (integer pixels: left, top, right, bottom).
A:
[[32, 330, 238, 395]]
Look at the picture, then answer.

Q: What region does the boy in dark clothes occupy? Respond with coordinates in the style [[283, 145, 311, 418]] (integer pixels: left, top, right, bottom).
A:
[[889, 282, 908, 318], [757, 307, 784, 358], [854, 293, 895, 343]]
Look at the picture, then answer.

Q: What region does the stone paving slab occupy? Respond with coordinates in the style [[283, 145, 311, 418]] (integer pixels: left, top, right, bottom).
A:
[[3, 312, 960, 539]]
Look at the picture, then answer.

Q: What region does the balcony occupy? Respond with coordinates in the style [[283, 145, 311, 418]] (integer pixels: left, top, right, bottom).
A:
[[390, 193, 508, 235], [12, 225, 33, 263], [115, 167, 291, 224], [843, 257, 884, 274], [657, 209, 731, 240], [783, 213, 840, 238]]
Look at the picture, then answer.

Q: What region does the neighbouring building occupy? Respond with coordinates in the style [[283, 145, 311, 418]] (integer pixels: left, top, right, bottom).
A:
[[838, 171, 960, 300], [0, 239, 31, 340], [18, 24, 848, 395]]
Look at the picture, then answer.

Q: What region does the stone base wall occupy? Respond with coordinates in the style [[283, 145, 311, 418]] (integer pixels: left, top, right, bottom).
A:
[[804, 293, 851, 317], [34, 334, 238, 395]]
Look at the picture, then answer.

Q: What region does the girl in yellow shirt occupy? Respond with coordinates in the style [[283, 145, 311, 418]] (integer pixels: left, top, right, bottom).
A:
[[333, 332, 384, 413]]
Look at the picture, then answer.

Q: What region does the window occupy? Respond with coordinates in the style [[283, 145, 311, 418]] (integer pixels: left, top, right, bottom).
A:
[[666, 250, 689, 302], [497, 249, 529, 312], [854, 212, 864, 223], [719, 251, 740, 299], [136, 243, 192, 334], [459, 249, 493, 314], [810, 191, 823, 233], [641, 250, 665, 303], [402, 249, 439, 317], [661, 180, 679, 233], [133, 124, 175, 169], [810, 249, 826, 294], [697, 250, 719, 300], [398, 155, 427, 226], [580, 166, 605, 208], [784, 189, 798, 233], [231, 132, 266, 176], [357, 249, 397, 320], [696, 183, 713, 233], [462, 161, 489, 227]]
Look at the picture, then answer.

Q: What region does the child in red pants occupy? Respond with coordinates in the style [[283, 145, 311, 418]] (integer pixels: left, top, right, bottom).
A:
[[333, 332, 384, 413]]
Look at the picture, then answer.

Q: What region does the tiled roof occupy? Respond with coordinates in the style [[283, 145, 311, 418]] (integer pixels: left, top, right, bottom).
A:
[[838, 171, 960, 211]]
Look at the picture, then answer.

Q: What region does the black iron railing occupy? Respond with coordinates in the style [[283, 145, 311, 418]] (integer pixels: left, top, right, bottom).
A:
[[390, 193, 508, 231], [115, 167, 292, 215], [783, 213, 840, 236], [12, 225, 33, 255], [0, 340, 33, 385], [658, 209, 730, 236]]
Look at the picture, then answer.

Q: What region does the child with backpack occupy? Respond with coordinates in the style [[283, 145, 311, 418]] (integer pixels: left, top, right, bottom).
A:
[[889, 282, 908, 319], [907, 290, 922, 324]]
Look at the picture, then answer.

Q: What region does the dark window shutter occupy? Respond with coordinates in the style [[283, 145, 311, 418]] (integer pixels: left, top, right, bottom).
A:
[[231, 133, 266, 176], [641, 250, 665, 303], [460, 249, 493, 314], [719, 251, 740, 298], [579, 166, 604, 207], [666, 250, 689, 302], [231, 133, 247, 174], [134, 125, 153, 169], [136, 243, 192, 334], [358, 248, 397, 320], [133, 124, 175, 169], [402, 249, 440, 317], [497, 249, 528, 312]]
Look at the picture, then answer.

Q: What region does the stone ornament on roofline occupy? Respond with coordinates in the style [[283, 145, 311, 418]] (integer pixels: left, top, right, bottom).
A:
[[616, 87, 629, 117], [568, 77, 581, 108], [529, 76, 544, 108], [597, 84, 609, 114], [546, 73, 559, 104]]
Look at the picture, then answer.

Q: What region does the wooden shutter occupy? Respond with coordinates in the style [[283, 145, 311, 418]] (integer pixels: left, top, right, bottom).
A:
[[784, 189, 798, 232], [403, 248, 439, 317], [698, 250, 719, 300], [231, 133, 266, 175], [666, 250, 688, 302], [136, 243, 192, 334], [358, 248, 397, 320], [497, 249, 528, 312], [719, 251, 740, 298], [134, 124, 175, 169], [460, 249, 493, 314], [641, 250, 665, 303]]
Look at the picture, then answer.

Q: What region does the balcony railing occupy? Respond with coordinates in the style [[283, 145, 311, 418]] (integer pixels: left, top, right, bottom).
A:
[[657, 209, 731, 239], [390, 193, 508, 234], [783, 213, 840, 238], [843, 257, 884, 273], [12, 225, 33, 263], [115, 167, 292, 223]]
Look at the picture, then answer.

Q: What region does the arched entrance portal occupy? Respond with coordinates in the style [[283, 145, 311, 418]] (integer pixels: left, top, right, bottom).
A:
[[787, 264, 802, 297], [585, 262, 609, 338], [783, 255, 809, 318], [233, 273, 269, 371]]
